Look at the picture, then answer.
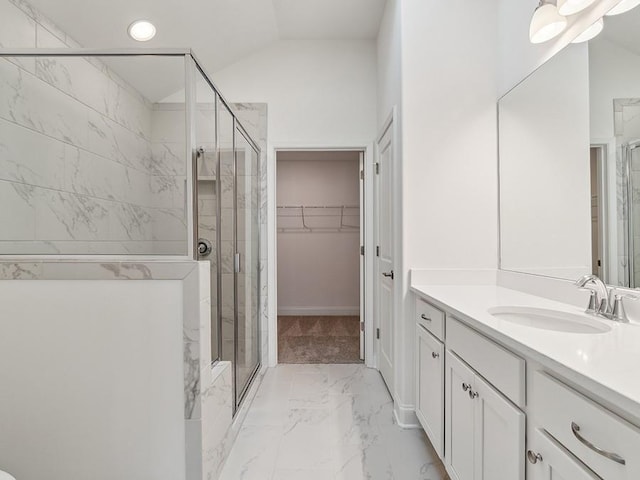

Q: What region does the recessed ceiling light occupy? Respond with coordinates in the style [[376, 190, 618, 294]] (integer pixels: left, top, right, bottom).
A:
[[128, 20, 156, 42]]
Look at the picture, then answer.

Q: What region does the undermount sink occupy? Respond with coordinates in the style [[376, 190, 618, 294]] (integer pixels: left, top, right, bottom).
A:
[[487, 306, 612, 334]]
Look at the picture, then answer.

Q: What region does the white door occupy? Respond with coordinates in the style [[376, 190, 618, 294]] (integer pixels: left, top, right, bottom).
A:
[[474, 373, 525, 480], [416, 325, 445, 457], [527, 429, 601, 480], [446, 352, 475, 480], [375, 122, 394, 391]]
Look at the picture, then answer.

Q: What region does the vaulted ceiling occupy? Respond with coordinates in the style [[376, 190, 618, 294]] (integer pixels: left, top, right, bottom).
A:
[[28, 0, 387, 70]]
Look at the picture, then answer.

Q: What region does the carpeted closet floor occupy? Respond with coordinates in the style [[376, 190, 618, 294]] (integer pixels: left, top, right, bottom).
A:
[[278, 316, 362, 364]]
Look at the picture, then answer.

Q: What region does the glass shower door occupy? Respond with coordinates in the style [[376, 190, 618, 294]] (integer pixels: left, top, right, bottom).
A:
[[234, 127, 261, 404]]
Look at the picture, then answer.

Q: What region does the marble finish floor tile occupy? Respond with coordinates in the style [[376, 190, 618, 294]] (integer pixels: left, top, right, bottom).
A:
[[219, 364, 449, 480]]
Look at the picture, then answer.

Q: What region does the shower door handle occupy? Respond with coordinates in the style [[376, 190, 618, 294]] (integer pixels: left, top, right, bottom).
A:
[[234, 253, 241, 273]]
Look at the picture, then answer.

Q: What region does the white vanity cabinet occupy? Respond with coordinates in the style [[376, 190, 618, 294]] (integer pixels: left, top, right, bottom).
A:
[[411, 285, 640, 480], [416, 322, 444, 456], [529, 371, 640, 480], [415, 297, 445, 456], [527, 428, 601, 480], [445, 351, 525, 480]]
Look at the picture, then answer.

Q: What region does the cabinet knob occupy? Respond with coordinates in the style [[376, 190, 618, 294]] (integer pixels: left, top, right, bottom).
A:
[[527, 450, 543, 464], [431, 351, 440, 359], [462, 382, 471, 392], [468, 390, 479, 399]]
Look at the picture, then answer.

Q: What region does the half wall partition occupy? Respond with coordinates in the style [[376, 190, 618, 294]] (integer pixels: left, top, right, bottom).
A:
[[0, 48, 261, 410]]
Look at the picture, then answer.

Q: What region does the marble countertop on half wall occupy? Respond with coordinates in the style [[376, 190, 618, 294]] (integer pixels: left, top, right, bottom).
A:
[[0, 260, 202, 280]]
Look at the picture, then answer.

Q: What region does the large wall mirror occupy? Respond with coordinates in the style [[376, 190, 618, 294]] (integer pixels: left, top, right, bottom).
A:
[[499, 5, 640, 287]]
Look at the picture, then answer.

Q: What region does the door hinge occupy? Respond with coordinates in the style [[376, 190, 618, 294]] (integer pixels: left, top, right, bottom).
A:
[[376, 328, 380, 339], [360, 245, 365, 256], [376, 246, 380, 257], [375, 162, 380, 174], [360, 322, 365, 332], [360, 169, 364, 180]]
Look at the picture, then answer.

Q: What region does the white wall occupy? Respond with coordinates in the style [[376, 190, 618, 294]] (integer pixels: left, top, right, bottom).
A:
[[389, 0, 500, 420], [212, 39, 377, 147], [211, 38, 377, 365], [377, 0, 402, 131], [276, 154, 360, 315], [0, 280, 186, 480]]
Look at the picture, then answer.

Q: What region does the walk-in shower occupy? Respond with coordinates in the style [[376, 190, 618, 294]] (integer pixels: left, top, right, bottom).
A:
[[622, 141, 640, 288], [0, 48, 261, 410]]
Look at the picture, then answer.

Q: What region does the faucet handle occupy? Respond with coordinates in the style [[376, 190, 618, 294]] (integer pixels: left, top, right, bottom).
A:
[[610, 293, 639, 323], [611, 295, 629, 323], [586, 291, 598, 314]]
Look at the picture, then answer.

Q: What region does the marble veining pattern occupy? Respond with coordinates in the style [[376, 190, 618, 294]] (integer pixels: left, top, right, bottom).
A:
[[219, 364, 449, 480], [0, 0, 190, 256]]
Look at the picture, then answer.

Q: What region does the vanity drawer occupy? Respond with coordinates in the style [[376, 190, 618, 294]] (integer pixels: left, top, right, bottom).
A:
[[532, 371, 640, 480], [446, 317, 525, 407], [415, 297, 444, 340]]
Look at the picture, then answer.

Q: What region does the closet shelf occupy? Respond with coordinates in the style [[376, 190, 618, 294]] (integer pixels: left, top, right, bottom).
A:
[[277, 205, 360, 233]]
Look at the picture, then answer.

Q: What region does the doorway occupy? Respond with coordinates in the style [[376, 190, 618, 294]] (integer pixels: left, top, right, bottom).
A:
[[275, 150, 364, 364]]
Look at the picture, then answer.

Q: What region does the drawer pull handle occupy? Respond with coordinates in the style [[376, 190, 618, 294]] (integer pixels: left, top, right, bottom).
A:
[[527, 450, 543, 464], [571, 422, 626, 466], [420, 314, 432, 322], [462, 383, 471, 392], [431, 352, 440, 359]]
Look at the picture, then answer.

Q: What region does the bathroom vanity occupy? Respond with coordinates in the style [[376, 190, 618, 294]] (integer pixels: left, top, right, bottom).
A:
[[412, 283, 640, 480]]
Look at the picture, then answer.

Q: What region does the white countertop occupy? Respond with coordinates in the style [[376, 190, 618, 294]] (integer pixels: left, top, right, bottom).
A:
[[411, 284, 640, 422]]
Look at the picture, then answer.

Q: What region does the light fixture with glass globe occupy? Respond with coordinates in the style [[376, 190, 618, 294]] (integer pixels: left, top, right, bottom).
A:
[[530, 0, 568, 44], [571, 17, 604, 42], [606, 0, 640, 16], [557, 0, 598, 15]]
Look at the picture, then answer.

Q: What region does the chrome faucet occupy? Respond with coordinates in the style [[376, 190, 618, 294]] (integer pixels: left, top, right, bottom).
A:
[[575, 274, 633, 323], [575, 274, 609, 315]]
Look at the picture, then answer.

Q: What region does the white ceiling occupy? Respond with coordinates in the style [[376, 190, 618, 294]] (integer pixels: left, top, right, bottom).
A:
[[26, 0, 386, 101]]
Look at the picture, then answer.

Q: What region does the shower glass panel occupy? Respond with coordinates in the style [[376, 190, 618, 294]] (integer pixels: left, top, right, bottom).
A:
[[217, 99, 237, 385], [235, 127, 260, 404], [0, 54, 188, 256], [0, 48, 262, 411], [194, 69, 219, 362], [627, 144, 640, 288]]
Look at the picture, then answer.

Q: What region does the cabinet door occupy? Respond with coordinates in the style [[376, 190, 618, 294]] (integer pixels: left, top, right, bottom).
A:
[[416, 325, 444, 456], [473, 373, 525, 480], [527, 428, 601, 480], [446, 352, 476, 480]]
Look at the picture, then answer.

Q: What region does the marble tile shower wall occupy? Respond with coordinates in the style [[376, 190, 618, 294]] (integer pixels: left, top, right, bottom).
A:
[[0, 0, 187, 255]]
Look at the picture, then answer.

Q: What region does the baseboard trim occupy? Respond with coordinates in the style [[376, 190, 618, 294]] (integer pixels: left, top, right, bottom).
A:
[[393, 402, 420, 429], [277, 307, 360, 316]]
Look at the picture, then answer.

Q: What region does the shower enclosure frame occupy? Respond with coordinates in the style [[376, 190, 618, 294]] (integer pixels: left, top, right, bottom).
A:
[[0, 48, 262, 410], [624, 141, 640, 288]]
